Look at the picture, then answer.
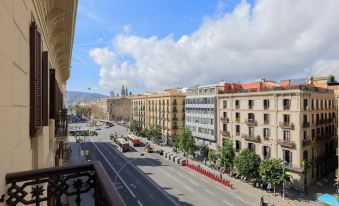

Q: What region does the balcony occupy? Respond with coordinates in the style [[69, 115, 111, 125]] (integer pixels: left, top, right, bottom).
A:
[[242, 134, 260, 142], [172, 125, 178, 130], [172, 101, 177, 106], [3, 162, 125, 206], [222, 131, 230, 137], [263, 120, 269, 125], [245, 119, 257, 126], [235, 118, 240, 123], [221, 117, 229, 123], [279, 122, 295, 130], [302, 139, 312, 146], [302, 122, 310, 128], [283, 105, 290, 110], [172, 108, 178, 113], [277, 139, 296, 149], [172, 117, 178, 121]]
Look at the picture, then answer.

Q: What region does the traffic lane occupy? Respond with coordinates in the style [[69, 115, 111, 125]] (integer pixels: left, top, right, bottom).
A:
[[96, 142, 181, 206], [118, 143, 255, 206], [84, 142, 137, 206]]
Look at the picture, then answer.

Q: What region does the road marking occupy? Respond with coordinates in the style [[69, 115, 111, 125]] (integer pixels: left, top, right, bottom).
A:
[[204, 189, 215, 196], [200, 177, 209, 183], [188, 171, 196, 176], [223, 200, 234, 206], [89, 138, 136, 198], [100, 139, 180, 206], [164, 171, 175, 179], [178, 172, 185, 178], [189, 179, 199, 186], [184, 185, 194, 192], [137, 200, 143, 206]]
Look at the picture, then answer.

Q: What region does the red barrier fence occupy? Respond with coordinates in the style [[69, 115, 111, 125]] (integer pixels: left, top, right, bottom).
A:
[[186, 160, 235, 189]]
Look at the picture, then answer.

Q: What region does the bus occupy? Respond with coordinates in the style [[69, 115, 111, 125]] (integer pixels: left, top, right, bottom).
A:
[[127, 134, 141, 147], [115, 138, 129, 152]]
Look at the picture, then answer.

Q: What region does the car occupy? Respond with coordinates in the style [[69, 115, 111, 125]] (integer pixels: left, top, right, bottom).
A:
[[110, 133, 115, 138], [95, 127, 101, 130], [144, 145, 153, 153]]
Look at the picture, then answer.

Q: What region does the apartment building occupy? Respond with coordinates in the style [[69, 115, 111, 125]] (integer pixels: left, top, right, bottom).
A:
[[131, 94, 148, 129], [146, 89, 186, 144], [218, 81, 337, 190], [0, 0, 77, 201], [185, 83, 225, 150]]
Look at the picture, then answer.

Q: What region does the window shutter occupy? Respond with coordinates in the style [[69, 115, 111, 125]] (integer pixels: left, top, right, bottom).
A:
[[49, 69, 55, 119], [42, 51, 49, 126], [29, 22, 42, 137]]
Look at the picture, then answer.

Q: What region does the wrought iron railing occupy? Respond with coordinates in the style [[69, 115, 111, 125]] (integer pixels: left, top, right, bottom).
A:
[[55, 109, 68, 137], [2, 162, 126, 206]]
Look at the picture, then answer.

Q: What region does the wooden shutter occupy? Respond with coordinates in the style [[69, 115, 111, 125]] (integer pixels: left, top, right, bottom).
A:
[[42, 51, 49, 126], [29, 22, 42, 137], [49, 69, 55, 119]]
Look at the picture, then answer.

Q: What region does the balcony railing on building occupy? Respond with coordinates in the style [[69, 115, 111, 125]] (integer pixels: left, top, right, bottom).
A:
[[222, 131, 230, 137], [172, 125, 178, 130], [302, 139, 312, 146], [242, 134, 260, 142], [55, 109, 68, 137], [2, 162, 125, 206], [302, 122, 310, 128], [172, 108, 178, 113], [277, 139, 296, 149], [221, 117, 229, 123], [245, 119, 257, 126], [279, 122, 295, 130], [263, 120, 269, 125], [172, 117, 178, 121]]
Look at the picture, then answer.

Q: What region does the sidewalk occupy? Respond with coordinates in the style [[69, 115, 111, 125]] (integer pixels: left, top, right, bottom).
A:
[[139, 137, 323, 206]]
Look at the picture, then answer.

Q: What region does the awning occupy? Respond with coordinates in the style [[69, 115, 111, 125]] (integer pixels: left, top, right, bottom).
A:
[[317, 194, 339, 206]]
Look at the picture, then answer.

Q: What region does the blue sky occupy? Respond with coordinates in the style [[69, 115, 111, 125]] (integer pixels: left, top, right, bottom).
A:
[[68, 0, 248, 95], [69, 0, 339, 95]]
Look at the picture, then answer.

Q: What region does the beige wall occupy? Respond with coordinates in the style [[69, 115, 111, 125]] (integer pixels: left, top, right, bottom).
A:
[[0, 0, 77, 199]]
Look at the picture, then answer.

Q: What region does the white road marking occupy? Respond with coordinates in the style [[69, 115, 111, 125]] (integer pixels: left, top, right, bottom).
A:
[[137, 200, 143, 206], [184, 185, 194, 192], [189, 179, 199, 186], [200, 177, 209, 183], [178, 172, 185, 178], [223, 199, 234, 206], [89, 138, 136, 198], [204, 189, 215, 196], [188, 171, 196, 176]]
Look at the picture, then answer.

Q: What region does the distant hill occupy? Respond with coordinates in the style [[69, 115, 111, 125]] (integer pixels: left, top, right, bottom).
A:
[[66, 91, 109, 106]]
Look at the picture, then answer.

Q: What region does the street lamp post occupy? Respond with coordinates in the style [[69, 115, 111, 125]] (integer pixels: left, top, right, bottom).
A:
[[282, 161, 287, 200]]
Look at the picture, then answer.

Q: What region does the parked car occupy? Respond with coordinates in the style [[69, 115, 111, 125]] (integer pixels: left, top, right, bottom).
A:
[[95, 127, 101, 130]]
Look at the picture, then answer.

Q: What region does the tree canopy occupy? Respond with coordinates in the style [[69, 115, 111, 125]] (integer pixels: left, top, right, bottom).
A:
[[150, 126, 162, 143], [259, 159, 284, 185], [129, 120, 142, 134], [220, 139, 235, 170], [234, 149, 260, 177], [177, 127, 197, 155]]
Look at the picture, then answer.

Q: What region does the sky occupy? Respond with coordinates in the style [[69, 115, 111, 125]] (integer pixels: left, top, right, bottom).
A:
[[68, 0, 339, 96]]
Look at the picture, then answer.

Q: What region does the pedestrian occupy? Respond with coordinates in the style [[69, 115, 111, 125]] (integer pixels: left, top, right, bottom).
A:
[[260, 196, 264, 206]]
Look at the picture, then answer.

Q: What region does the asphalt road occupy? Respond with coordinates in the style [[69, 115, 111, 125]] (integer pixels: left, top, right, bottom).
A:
[[69, 123, 259, 206]]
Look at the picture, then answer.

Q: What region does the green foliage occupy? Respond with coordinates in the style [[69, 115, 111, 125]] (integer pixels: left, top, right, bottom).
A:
[[220, 139, 235, 170], [130, 120, 142, 134], [74, 105, 92, 119], [177, 127, 197, 155], [234, 149, 260, 177], [150, 126, 162, 143], [259, 159, 284, 185], [208, 149, 218, 164]]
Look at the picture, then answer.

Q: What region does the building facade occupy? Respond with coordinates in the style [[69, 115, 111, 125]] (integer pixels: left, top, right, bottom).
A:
[[185, 83, 225, 150], [131, 95, 147, 129], [109, 96, 132, 121], [217, 85, 337, 190], [146, 89, 186, 144], [0, 0, 77, 199]]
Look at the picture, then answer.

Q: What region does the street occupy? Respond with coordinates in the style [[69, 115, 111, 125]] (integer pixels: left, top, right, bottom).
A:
[[69, 123, 259, 206]]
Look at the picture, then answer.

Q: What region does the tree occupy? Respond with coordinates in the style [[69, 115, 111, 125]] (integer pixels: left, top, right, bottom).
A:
[[259, 159, 284, 195], [220, 139, 235, 172], [129, 120, 141, 134], [150, 126, 162, 144], [208, 149, 218, 164], [177, 127, 197, 155], [234, 149, 260, 177]]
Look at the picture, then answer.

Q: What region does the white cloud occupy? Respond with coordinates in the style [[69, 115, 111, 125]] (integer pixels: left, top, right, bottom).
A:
[[90, 0, 339, 90]]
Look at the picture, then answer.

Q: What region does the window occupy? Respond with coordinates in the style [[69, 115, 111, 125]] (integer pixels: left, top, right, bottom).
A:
[[263, 146, 270, 159], [303, 99, 308, 110], [30, 22, 43, 137], [303, 150, 308, 162], [236, 112, 240, 122], [248, 113, 255, 120], [263, 99, 270, 109], [223, 112, 227, 118], [235, 100, 240, 109], [223, 124, 227, 131], [235, 140, 241, 151], [283, 114, 290, 123], [249, 126, 254, 137], [248, 100, 254, 109], [283, 99, 290, 109], [264, 114, 269, 124], [283, 150, 292, 165], [283, 130, 290, 141], [235, 125, 240, 135], [223, 100, 227, 109], [248, 143, 255, 152], [311, 99, 314, 110], [263, 128, 270, 139]]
